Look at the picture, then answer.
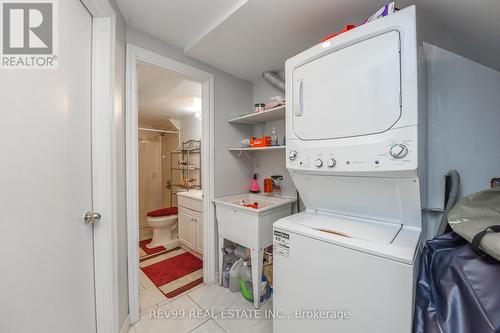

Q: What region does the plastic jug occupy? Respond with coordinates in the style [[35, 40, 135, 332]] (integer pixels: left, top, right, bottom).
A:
[[239, 261, 253, 302], [239, 260, 252, 281], [222, 263, 232, 288], [229, 258, 243, 292], [240, 275, 269, 304]]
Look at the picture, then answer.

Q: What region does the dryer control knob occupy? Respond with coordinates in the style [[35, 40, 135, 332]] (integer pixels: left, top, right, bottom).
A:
[[315, 159, 323, 168], [327, 158, 336, 168], [289, 151, 297, 161], [390, 144, 409, 159]]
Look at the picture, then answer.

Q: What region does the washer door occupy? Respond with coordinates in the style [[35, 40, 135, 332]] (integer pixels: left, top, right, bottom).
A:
[[292, 31, 401, 140]]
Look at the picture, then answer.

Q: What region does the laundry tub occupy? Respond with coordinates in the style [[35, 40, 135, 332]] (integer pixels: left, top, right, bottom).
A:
[[214, 193, 295, 309]]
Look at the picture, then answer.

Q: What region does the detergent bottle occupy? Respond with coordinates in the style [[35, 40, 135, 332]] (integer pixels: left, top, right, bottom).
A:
[[239, 261, 269, 303], [239, 261, 254, 302]]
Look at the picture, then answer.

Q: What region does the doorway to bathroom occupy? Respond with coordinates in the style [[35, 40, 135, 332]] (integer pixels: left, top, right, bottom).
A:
[[126, 45, 215, 324]]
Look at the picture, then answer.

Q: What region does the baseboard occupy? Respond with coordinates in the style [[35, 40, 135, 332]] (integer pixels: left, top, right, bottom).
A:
[[119, 315, 130, 333]]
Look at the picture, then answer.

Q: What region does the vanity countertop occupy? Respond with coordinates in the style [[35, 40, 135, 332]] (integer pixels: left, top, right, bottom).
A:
[[177, 190, 203, 201]]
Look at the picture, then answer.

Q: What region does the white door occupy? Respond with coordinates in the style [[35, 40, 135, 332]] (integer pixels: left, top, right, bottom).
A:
[[292, 31, 401, 140], [178, 208, 195, 249], [0, 1, 95, 333]]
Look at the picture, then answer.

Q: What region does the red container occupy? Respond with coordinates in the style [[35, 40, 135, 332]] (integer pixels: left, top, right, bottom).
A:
[[320, 24, 356, 43], [250, 136, 271, 148]]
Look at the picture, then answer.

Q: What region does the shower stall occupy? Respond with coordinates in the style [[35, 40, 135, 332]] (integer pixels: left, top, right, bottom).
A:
[[138, 127, 179, 240]]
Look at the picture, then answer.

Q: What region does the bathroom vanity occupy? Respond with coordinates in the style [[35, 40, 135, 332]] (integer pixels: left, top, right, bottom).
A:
[[177, 190, 203, 254]]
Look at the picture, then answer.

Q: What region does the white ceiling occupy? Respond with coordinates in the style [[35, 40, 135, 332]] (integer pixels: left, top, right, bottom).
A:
[[117, 0, 500, 82], [137, 62, 201, 128], [116, 0, 247, 49]]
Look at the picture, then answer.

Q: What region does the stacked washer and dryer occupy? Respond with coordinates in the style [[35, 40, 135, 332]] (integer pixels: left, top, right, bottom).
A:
[[273, 6, 426, 333]]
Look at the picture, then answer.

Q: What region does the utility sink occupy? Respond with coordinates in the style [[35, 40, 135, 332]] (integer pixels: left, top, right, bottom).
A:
[[214, 193, 296, 309], [214, 193, 296, 214]]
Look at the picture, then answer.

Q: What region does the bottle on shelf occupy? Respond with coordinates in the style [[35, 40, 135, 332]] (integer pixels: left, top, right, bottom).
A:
[[271, 128, 278, 146]]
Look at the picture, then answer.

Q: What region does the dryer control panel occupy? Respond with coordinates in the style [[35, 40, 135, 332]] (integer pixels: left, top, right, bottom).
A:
[[286, 126, 418, 174]]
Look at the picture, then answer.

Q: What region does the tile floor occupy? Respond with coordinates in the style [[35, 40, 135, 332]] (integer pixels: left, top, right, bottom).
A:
[[133, 273, 273, 333]]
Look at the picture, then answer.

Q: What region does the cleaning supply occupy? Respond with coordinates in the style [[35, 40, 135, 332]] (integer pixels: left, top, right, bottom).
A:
[[250, 136, 271, 147], [229, 258, 243, 292], [222, 263, 232, 288], [264, 178, 273, 193], [240, 279, 254, 303], [234, 245, 250, 259], [239, 261, 253, 302], [261, 276, 269, 303], [249, 173, 260, 193], [239, 275, 269, 304], [263, 263, 273, 293], [222, 248, 238, 267], [264, 245, 273, 264], [239, 260, 252, 281], [239, 200, 259, 209], [244, 202, 259, 209], [271, 128, 278, 146]]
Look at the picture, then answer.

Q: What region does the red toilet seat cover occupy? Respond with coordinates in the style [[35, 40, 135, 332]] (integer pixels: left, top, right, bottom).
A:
[[147, 207, 178, 217]]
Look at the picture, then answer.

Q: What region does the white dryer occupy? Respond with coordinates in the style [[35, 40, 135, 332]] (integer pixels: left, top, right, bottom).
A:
[[273, 6, 425, 333]]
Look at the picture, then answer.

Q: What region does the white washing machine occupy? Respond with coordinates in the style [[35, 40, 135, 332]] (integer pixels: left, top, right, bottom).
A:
[[273, 6, 426, 333]]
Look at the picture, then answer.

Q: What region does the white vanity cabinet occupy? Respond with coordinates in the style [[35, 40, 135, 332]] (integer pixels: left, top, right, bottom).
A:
[[177, 191, 203, 254]]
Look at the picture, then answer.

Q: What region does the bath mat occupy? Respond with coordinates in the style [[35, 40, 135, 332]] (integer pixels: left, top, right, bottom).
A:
[[139, 239, 166, 257], [141, 248, 203, 298]]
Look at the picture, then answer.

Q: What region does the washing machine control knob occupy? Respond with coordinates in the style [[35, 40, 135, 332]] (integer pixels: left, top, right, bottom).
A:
[[315, 159, 323, 168], [390, 144, 409, 159], [289, 151, 297, 161], [327, 158, 336, 168]]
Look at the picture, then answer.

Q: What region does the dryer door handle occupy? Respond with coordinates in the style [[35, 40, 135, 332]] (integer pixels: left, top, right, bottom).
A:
[[294, 79, 303, 117]]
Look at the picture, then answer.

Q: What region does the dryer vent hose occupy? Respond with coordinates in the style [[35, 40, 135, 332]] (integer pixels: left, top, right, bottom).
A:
[[436, 170, 460, 236], [262, 71, 285, 92]]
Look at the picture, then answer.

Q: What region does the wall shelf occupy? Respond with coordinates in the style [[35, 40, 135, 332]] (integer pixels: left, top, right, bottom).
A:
[[228, 146, 286, 152], [228, 105, 285, 124]]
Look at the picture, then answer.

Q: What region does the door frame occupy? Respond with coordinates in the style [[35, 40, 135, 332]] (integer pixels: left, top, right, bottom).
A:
[[125, 44, 216, 324], [81, 0, 119, 332]]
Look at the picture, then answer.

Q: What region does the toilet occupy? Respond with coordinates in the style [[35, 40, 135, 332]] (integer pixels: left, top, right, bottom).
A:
[[146, 207, 178, 248]]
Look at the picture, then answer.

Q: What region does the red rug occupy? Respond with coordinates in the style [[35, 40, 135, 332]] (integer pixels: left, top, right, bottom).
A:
[[141, 251, 203, 286], [139, 239, 166, 256], [165, 278, 204, 299]]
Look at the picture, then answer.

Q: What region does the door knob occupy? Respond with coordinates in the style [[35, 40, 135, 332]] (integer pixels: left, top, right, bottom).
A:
[[83, 211, 102, 224]]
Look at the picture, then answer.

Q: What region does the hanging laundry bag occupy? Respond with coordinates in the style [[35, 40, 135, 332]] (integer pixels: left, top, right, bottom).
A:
[[447, 188, 500, 261], [413, 232, 500, 333]]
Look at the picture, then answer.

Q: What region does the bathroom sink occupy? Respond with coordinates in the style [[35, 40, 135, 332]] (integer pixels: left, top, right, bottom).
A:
[[213, 193, 296, 214], [177, 190, 203, 212], [176, 190, 203, 200]]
